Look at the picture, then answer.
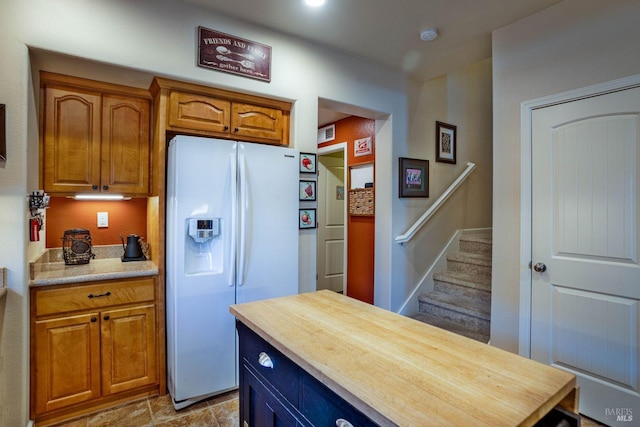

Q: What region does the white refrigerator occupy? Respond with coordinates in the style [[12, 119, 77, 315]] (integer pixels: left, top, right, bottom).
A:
[[166, 135, 299, 409]]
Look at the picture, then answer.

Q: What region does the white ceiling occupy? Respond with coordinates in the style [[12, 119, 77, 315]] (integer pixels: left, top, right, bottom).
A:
[[182, 0, 563, 81]]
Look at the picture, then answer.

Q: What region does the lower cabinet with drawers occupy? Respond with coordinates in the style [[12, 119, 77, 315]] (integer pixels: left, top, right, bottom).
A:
[[237, 321, 378, 427], [30, 277, 160, 425]]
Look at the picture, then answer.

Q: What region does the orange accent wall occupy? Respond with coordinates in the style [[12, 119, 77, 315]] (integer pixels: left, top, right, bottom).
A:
[[46, 197, 148, 248], [319, 116, 375, 304]]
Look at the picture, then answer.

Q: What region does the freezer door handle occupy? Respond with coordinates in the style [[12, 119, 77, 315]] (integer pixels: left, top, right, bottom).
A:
[[229, 152, 237, 287], [237, 152, 248, 286]]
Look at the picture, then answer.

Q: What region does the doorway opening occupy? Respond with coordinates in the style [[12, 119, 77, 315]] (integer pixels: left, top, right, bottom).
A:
[[316, 144, 347, 294]]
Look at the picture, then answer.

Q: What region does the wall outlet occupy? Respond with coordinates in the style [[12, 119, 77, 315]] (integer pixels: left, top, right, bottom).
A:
[[97, 212, 109, 228]]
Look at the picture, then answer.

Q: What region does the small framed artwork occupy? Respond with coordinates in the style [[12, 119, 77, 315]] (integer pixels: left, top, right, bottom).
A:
[[299, 180, 316, 201], [435, 121, 456, 164], [354, 136, 372, 157], [399, 157, 429, 198], [299, 208, 316, 229], [300, 152, 317, 174]]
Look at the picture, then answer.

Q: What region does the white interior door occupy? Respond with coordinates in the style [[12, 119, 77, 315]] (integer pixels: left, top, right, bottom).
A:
[[317, 153, 345, 292], [531, 87, 640, 426]]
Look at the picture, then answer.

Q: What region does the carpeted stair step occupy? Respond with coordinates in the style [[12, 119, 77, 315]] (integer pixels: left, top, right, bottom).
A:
[[459, 233, 492, 255], [411, 312, 490, 343], [418, 291, 490, 335], [447, 251, 492, 278], [433, 271, 491, 303]]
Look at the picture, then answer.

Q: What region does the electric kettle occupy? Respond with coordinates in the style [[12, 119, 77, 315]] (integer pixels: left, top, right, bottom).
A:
[[120, 234, 148, 262]]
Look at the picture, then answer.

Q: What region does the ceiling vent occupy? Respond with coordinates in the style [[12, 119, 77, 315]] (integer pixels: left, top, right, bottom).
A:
[[317, 124, 335, 144]]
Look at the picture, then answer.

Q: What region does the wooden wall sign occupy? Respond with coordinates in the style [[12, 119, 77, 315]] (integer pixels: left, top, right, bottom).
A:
[[198, 26, 272, 82]]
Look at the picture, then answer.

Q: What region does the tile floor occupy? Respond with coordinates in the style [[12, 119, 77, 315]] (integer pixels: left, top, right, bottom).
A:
[[49, 390, 609, 427], [49, 390, 239, 427]]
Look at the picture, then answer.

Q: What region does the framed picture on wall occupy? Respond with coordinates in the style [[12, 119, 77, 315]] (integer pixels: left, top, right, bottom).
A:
[[299, 208, 316, 229], [299, 180, 316, 201], [399, 157, 429, 198], [436, 121, 457, 164], [300, 152, 317, 173]]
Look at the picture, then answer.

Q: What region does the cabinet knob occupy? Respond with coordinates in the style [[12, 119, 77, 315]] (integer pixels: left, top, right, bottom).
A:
[[92, 185, 98, 190], [336, 419, 354, 427], [91, 317, 97, 323], [102, 185, 109, 191], [234, 127, 239, 133], [258, 352, 274, 369], [224, 125, 229, 131], [103, 315, 110, 321]]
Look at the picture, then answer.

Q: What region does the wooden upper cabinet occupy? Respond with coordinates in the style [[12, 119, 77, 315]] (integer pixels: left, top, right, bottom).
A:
[[168, 91, 231, 134], [232, 102, 284, 144], [41, 72, 152, 196], [43, 86, 102, 194], [151, 77, 291, 146], [101, 94, 150, 194]]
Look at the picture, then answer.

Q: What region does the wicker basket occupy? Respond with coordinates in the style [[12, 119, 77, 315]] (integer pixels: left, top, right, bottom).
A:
[[349, 188, 374, 216], [62, 229, 95, 265]]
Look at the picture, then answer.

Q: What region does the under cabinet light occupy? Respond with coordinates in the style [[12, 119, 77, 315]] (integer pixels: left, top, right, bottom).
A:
[[70, 194, 131, 201], [304, 0, 325, 7]]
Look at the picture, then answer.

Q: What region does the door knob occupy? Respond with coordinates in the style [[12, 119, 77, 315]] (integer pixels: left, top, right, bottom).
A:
[[533, 262, 547, 273]]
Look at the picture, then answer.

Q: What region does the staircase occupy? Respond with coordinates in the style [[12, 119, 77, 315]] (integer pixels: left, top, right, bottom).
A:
[[411, 233, 492, 343]]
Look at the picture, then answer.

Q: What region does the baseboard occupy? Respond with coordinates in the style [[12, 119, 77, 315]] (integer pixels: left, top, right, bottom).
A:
[[396, 227, 492, 316]]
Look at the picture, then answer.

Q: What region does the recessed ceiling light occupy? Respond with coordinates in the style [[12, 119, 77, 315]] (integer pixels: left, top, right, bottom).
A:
[[420, 28, 439, 41], [304, 0, 325, 7]]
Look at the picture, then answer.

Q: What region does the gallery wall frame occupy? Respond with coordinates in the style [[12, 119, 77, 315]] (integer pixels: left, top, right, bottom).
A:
[[399, 157, 429, 198], [436, 121, 456, 164], [300, 152, 317, 174], [299, 208, 316, 229], [299, 180, 316, 201]]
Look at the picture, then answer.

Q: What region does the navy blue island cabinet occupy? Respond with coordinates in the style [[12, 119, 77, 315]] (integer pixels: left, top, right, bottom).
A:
[[237, 321, 378, 427]]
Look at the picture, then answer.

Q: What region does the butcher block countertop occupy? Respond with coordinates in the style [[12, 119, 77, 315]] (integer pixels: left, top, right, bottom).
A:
[[230, 290, 578, 427]]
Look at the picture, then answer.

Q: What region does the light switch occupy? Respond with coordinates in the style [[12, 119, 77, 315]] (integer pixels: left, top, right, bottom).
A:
[[97, 212, 109, 228]]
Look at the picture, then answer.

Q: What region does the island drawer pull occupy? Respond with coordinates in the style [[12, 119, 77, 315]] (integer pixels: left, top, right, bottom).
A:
[[258, 351, 274, 369], [336, 419, 353, 427], [88, 291, 111, 298]]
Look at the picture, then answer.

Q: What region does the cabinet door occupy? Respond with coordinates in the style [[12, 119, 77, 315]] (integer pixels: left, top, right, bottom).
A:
[[101, 304, 157, 395], [231, 103, 284, 145], [34, 312, 101, 414], [242, 364, 305, 427], [43, 86, 102, 193], [168, 91, 231, 134], [101, 94, 150, 195]]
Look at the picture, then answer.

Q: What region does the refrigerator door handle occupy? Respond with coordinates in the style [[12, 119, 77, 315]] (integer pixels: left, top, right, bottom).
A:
[[229, 152, 237, 287], [237, 152, 247, 286]]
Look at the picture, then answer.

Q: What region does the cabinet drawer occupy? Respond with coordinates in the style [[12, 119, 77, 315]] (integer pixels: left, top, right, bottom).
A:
[[35, 278, 155, 316], [237, 321, 299, 405], [300, 374, 378, 427]]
